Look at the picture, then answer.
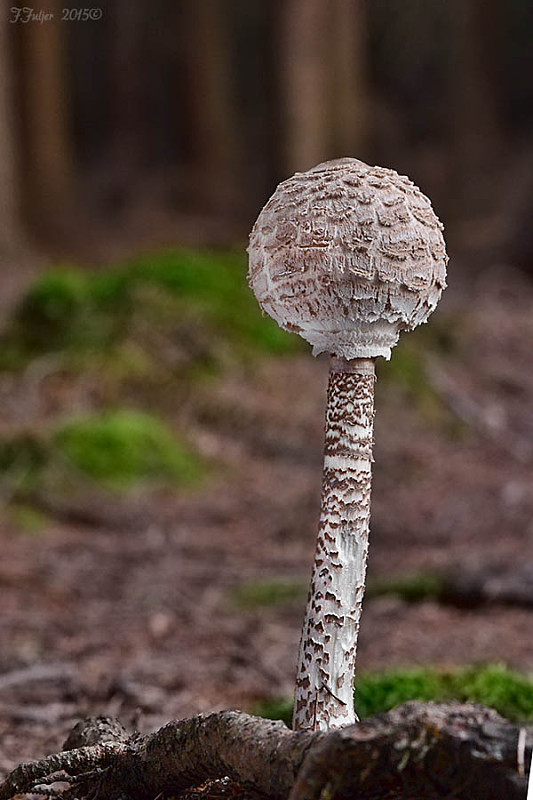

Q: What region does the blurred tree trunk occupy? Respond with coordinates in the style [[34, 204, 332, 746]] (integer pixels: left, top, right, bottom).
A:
[[451, 0, 503, 209], [328, 0, 369, 159], [18, 0, 75, 235], [182, 0, 239, 214], [110, 0, 146, 198], [0, 15, 23, 257], [279, 0, 330, 173]]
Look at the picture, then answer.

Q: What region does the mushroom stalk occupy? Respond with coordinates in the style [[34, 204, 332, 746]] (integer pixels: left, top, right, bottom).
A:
[[293, 356, 375, 732], [248, 156, 447, 732]]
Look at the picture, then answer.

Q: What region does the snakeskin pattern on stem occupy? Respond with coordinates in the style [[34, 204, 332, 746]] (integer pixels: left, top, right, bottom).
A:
[[293, 357, 375, 731]]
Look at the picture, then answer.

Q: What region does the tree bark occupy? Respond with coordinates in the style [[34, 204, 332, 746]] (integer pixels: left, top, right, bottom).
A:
[[279, 0, 330, 174], [109, 0, 146, 190], [181, 0, 239, 214], [450, 0, 504, 215], [17, 0, 75, 233], [0, 13, 23, 255], [328, 0, 369, 158], [0, 703, 529, 800]]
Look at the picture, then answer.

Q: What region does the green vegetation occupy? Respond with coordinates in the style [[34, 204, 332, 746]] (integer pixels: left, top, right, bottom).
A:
[[1, 250, 301, 510], [2, 249, 300, 371], [376, 322, 465, 433], [53, 410, 204, 489], [355, 664, 533, 722], [0, 249, 303, 511], [231, 572, 450, 610], [366, 570, 448, 603], [7, 503, 51, 534], [231, 578, 308, 609], [254, 665, 533, 727], [0, 432, 49, 485], [254, 697, 294, 726], [378, 338, 446, 421], [0, 410, 204, 495]]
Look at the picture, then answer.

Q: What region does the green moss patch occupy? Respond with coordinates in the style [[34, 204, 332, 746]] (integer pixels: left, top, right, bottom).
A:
[[7, 503, 51, 534], [355, 664, 533, 721], [377, 339, 446, 420], [2, 249, 300, 372], [0, 410, 204, 495], [376, 323, 466, 435], [366, 571, 448, 603], [231, 578, 308, 609], [53, 410, 204, 489], [254, 665, 533, 727]]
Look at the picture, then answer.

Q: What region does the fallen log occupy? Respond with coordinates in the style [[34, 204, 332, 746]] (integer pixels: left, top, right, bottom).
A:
[[0, 702, 531, 800]]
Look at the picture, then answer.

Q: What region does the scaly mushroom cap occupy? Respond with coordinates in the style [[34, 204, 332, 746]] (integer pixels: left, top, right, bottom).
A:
[[248, 158, 447, 359]]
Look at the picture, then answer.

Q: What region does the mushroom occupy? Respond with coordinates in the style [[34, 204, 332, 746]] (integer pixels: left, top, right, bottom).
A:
[[248, 158, 447, 732]]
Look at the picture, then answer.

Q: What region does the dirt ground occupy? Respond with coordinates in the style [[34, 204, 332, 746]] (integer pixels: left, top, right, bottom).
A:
[[1, 264, 533, 777]]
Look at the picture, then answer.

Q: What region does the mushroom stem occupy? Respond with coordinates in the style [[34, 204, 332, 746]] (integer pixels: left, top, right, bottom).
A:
[[293, 355, 375, 732]]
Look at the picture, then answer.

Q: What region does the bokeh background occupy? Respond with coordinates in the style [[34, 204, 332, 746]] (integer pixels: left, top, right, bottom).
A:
[[1, 0, 533, 774]]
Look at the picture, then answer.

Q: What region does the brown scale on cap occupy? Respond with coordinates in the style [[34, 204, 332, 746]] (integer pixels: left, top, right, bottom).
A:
[[248, 158, 447, 732]]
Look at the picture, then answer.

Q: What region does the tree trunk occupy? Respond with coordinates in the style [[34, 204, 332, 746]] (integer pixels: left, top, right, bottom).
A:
[[17, 0, 75, 235], [181, 0, 239, 214], [279, 0, 330, 174], [0, 13, 23, 255], [109, 0, 146, 195], [328, 0, 369, 158], [450, 0, 503, 211], [0, 703, 529, 800]]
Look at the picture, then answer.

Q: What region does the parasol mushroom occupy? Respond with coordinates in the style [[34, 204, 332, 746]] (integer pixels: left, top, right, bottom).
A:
[[248, 157, 447, 732]]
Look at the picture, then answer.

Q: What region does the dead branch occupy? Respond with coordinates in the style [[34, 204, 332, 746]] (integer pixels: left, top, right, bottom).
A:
[[0, 702, 77, 724], [0, 663, 73, 693], [0, 703, 530, 800]]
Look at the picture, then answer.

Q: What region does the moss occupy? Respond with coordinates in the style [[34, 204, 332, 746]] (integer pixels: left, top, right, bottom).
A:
[[1, 250, 301, 371], [451, 664, 533, 721], [356, 665, 533, 722], [8, 503, 50, 534], [366, 571, 448, 603], [354, 667, 447, 719], [0, 432, 49, 483], [13, 267, 130, 355], [378, 339, 443, 418], [122, 249, 300, 355], [231, 578, 308, 609], [254, 665, 533, 727], [253, 697, 294, 727], [54, 410, 205, 489], [0, 410, 205, 494], [377, 332, 467, 437]]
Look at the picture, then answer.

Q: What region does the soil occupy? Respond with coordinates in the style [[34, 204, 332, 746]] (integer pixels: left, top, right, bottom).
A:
[[0, 264, 532, 780]]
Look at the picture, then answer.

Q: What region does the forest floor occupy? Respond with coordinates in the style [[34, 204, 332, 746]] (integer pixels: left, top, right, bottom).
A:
[[0, 258, 532, 778]]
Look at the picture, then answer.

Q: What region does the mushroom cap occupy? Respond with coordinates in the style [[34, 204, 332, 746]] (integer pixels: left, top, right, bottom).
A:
[[248, 158, 448, 360]]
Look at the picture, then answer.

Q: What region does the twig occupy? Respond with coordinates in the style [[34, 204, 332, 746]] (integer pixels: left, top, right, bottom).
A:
[[0, 664, 73, 693]]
